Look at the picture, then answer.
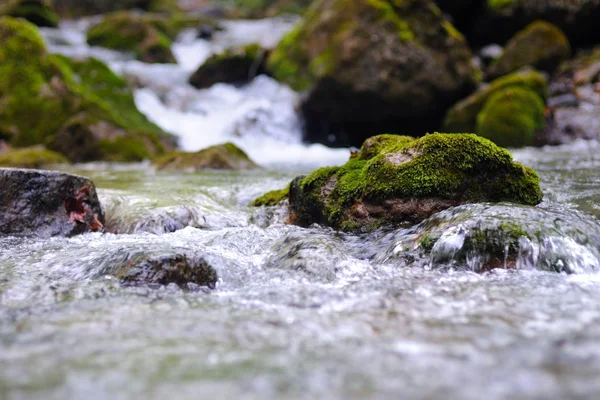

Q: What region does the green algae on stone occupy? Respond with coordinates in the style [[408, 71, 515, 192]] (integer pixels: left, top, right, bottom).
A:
[[251, 185, 290, 207], [0, 0, 58, 27], [289, 133, 543, 232], [189, 43, 269, 89], [489, 20, 570, 78], [86, 11, 176, 64], [0, 146, 68, 168], [475, 87, 545, 148], [155, 143, 259, 172], [443, 68, 548, 134]]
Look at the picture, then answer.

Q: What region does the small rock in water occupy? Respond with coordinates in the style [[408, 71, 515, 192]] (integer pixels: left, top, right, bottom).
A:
[[116, 254, 218, 289], [0, 168, 104, 237]]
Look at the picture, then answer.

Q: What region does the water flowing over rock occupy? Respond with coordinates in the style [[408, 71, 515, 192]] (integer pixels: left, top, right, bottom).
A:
[[289, 133, 543, 232], [0, 168, 104, 237], [267, 0, 481, 146], [113, 252, 218, 289]]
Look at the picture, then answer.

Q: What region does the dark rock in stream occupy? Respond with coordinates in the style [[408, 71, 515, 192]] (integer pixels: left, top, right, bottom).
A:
[[115, 253, 218, 289], [0, 168, 104, 237]]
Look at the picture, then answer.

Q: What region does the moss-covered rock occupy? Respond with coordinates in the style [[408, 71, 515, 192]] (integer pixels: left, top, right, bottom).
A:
[[0, 146, 68, 168], [0, 0, 58, 27], [87, 11, 176, 64], [251, 185, 290, 207], [489, 21, 570, 78], [266, 0, 481, 146], [443, 68, 548, 134], [189, 44, 270, 89], [475, 87, 545, 147], [471, 0, 600, 47], [289, 133, 543, 232], [155, 143, 259, 171], [0, 17, 174, 162]]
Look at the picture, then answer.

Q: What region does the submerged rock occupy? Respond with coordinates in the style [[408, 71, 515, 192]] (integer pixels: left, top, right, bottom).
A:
[[0, 0, 58, 27], [0, 17, 174, 161], [0, 146, 68, 168], [289, 133, 542, 232], [0, 168, 104, 237], [114, 253, 218, 289], [267, 0, 480, 146], [155, 143, 259, 171], [189, 44, 270, 89], [489, 21, 570, 78], [86, 11, 176, 64], [443, 68, 548, 146]]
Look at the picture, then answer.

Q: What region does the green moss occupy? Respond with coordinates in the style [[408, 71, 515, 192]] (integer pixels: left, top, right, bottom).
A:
[[443, 68, 548, 133], [251, 185, 290, 206], [0, 146, 68, 168], [0, 17, 173, 162], [476, 87, 545, 148], [487, 0, 515, 12], [490, 21, 570, 77], [291, 133, 543, 231], [155, 142, 258, 171], [86, 12, 175, 64], [0, 17, 77, 146], [0, 0, 58, 28], [355, 134, 415, 160], [418, 234, 437, 252]]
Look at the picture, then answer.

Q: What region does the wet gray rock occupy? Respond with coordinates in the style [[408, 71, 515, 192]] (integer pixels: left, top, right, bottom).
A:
[[0, 168, 104, 237], [114, 253, 218, 289]]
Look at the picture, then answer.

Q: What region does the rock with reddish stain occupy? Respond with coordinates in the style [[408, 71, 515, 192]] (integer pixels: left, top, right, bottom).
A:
[[0, 168, 104, 237]]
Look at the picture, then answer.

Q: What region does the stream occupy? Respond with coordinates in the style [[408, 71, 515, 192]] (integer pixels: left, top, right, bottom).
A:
[[1, 18, 600, 400]]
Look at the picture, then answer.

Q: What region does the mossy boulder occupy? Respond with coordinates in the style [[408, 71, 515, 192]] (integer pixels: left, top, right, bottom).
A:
[[0, 17, 174, 161], [475, 87, 545, 147], [0, 146, 68, 168], [0, 0, 58, 27], [155, 143, 259, 171], [251, 185, 290, 207], [471, 0, 600, 47], [189, 44, 270, 89], [443, 68, 548, 134], [289, 133, 543, 232], [267, 0, 481, 146], [489, 21, 570, 78], [87, 11, 176, 64]]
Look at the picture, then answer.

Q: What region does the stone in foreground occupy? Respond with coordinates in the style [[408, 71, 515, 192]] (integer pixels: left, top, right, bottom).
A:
[[289, 134, 543, 232], [0, 168, 104, 237], [116, 254, 218, 289]]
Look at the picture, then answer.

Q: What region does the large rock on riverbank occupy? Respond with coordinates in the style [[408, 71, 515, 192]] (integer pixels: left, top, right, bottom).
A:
[[0, 17, 175, 161], [289, 134, 543, 232], [0, 168, 104, 237], [267, 0, 480, 146]]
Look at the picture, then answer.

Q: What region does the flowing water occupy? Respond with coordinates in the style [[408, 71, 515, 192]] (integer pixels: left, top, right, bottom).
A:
[[1, 18, 600, 400]]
